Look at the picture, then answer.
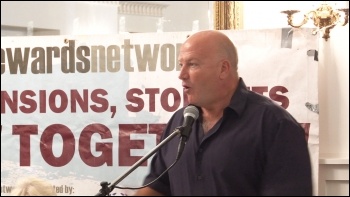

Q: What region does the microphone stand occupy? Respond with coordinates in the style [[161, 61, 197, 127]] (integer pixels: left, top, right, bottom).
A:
[[95, 126, 184, 196]]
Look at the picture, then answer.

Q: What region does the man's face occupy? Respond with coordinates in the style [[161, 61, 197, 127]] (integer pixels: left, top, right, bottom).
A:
[[178, 40, 222, 106]]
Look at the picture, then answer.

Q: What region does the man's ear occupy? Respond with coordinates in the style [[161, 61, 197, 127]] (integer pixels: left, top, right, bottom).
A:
[[219, 60, 231, 79]]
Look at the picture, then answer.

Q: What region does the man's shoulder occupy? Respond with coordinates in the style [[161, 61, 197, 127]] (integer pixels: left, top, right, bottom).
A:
[[246, 90, 291, 116]]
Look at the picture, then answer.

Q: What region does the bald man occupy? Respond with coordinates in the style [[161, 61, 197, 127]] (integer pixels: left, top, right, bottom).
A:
[[134, 30, 312, 196]]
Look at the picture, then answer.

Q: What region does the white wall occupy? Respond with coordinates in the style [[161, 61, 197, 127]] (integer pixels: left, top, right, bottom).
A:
[[1, 1, 211, 35], [161, 1, 211, 32], [1, 1, 119, 35], [317, 25, 349, 196], [1, 1, 349, 196]]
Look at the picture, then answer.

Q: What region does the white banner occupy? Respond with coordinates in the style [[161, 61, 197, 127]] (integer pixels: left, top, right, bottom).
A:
[[1, 29, 319, 196]]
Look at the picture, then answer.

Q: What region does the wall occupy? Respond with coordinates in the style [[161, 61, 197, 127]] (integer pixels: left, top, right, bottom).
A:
[[1, 1, 120, 35], [318, 25, 349, 196], [1, 1, 349, 196], [1, 1, 211, 35]]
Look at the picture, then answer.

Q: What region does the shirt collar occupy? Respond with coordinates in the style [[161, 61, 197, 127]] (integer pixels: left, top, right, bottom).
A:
[[227, 77, 249, 117]]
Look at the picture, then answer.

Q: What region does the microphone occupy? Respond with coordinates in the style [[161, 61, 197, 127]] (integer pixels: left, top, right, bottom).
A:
[[180, 105, 200, 141], [175, 105, 200, 160]]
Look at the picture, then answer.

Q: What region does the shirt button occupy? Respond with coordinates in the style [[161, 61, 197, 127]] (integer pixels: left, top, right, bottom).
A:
[[197, 175, 203, 180]]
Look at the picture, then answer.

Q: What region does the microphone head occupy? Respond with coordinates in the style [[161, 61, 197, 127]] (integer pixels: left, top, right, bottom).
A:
[[180, 105, 200, 140], [183, 105, 200, 120]]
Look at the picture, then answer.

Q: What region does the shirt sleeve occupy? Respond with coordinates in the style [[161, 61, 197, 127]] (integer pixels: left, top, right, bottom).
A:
[[260, 118, 313, 196]]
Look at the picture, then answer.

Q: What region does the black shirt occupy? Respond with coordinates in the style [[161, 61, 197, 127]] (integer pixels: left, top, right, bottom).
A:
[[143, 78, 313, 196]]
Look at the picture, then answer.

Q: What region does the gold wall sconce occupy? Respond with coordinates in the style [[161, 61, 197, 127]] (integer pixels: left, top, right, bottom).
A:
[[281, 2, 349, 41]]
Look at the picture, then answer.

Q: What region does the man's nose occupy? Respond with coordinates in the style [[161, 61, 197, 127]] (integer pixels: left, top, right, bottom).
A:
[[178, 66, 188, 80]]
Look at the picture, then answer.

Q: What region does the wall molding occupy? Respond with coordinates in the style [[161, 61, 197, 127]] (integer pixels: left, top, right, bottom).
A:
[[119, 1, 168, 17], [318, 164, 349, 195], [91, 1, 169, 17]]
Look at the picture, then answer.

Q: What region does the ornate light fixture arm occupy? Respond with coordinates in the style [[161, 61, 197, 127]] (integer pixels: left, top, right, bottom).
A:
[[281, 10, 310, 28], [337, 8, 349, 26], [281, 3, 349, 41]]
